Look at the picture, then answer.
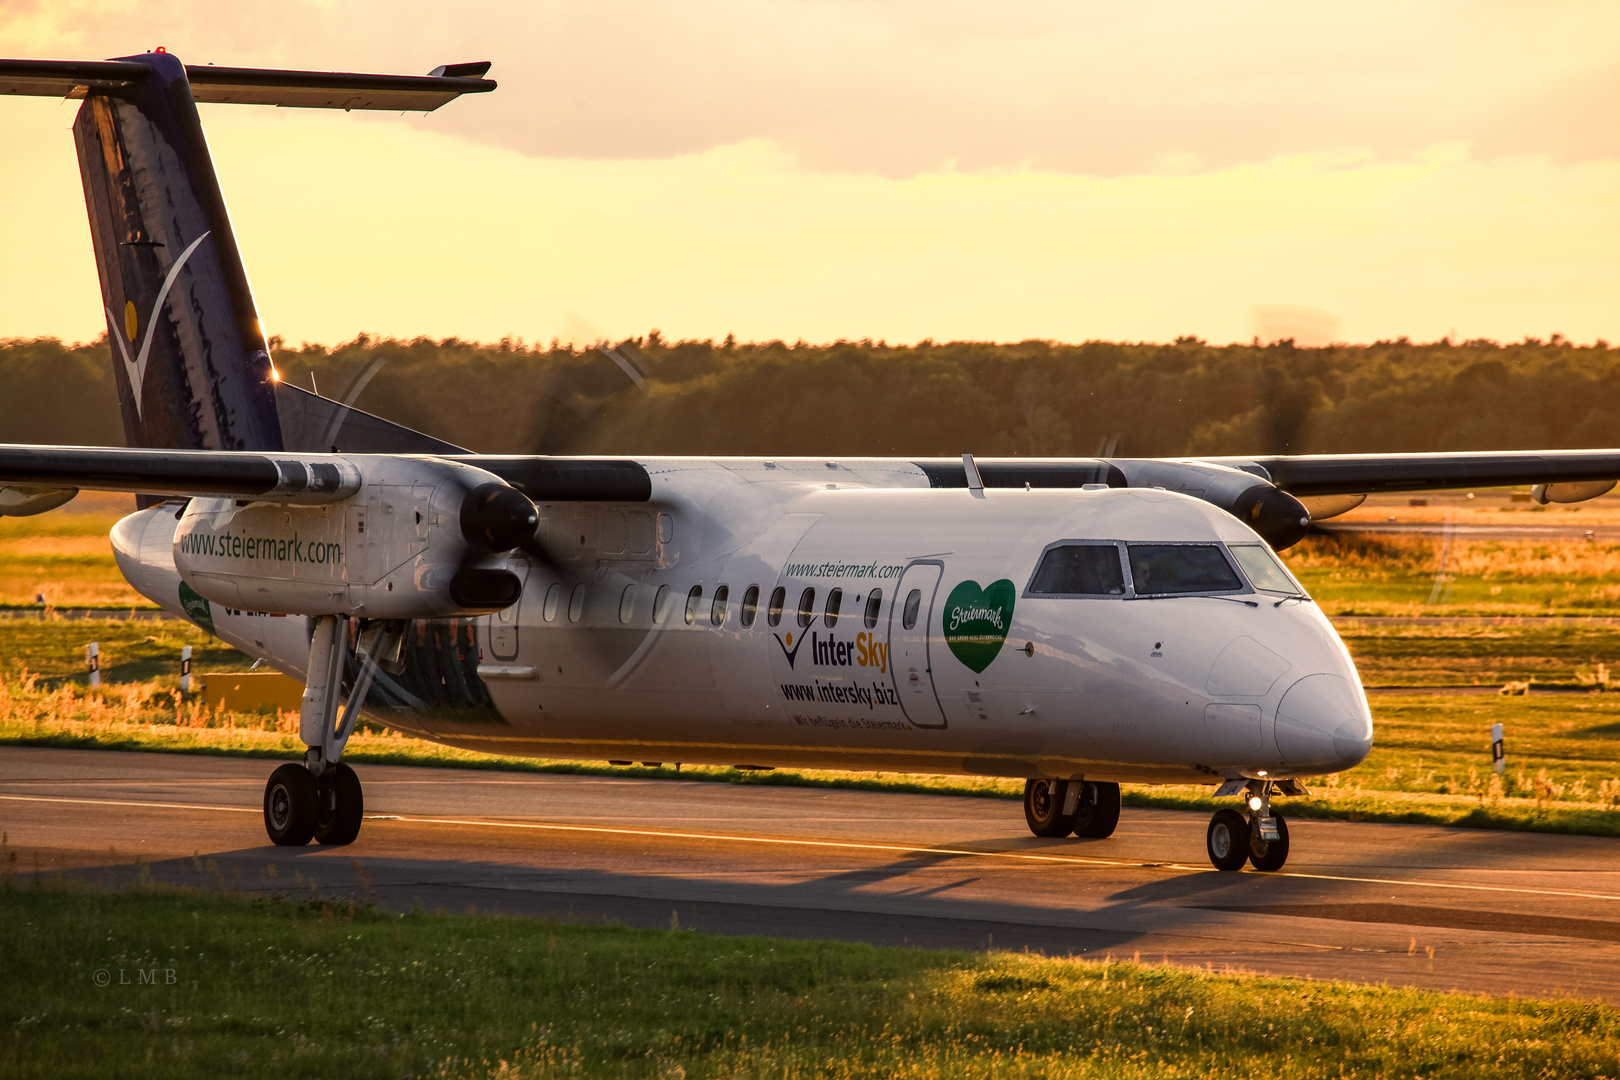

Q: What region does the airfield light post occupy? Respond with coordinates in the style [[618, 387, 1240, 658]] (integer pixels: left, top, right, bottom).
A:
[[180, 646, 192, 698], [1491, 722, 1506, 775], [86, 642, 99, 688]]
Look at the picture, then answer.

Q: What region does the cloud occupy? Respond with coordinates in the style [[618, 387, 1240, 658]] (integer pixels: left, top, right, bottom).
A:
[[3, 0, 1617, 176]]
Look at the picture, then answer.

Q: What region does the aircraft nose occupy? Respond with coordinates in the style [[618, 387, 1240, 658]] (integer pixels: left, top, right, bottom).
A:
[[1274, 673, 1373, 772]]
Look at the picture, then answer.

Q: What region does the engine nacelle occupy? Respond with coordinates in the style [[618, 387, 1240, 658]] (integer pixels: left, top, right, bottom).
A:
[[172, 456, 537, 618], [1532, 480, 1616, 505], [1110, 458, 1311, 549], [0, 484, 77, 517]]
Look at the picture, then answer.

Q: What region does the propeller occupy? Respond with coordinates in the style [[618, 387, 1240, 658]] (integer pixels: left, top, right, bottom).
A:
[[1256, 347, 1321, 457]]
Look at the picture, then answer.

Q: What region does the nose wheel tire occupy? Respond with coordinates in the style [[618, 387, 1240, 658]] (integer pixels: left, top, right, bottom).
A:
[[314, 762, 364, 846], [264, 763, 318, 847], [1248, 811, 1290, 872], [1206, 808, 1249, 871], [1073, 781, 1121, 838], [1023, 779, 1075, 837]]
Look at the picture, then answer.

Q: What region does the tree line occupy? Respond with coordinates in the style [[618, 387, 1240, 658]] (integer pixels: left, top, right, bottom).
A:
[[3, 332, 1614, 458]]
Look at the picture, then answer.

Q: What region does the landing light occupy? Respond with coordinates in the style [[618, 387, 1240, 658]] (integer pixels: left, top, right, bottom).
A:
[[1247, 795, 1263, 811]]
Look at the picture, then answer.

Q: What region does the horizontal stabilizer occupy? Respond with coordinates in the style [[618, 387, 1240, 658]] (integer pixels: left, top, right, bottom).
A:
[[0, 56, 495, 111], [0, 58, 145, 95]]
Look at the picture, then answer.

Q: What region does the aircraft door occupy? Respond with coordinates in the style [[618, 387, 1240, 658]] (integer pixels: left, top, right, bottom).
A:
[[486, 557, 528, 662], [888, 560, 947, 728]]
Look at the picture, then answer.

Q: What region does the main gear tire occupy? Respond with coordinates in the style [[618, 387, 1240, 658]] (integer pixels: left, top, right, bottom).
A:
[[1072, 781, 1122, 838], [314, 762, 364, 846], [264, 763, 318, 847], [1023, 778, 1075, 837]]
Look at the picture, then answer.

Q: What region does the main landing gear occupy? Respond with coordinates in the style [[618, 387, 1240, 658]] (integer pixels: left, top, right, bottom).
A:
[[262, 616, 401, 848], [1206, 780, 1290, 872], [1023, 778, 1121, 839]]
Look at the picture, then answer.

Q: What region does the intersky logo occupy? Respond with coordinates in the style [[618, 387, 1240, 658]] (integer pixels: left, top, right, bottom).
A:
[[774, 630, 889, 674], [105, 231, 211, 419], [773, 631, 806, 669]]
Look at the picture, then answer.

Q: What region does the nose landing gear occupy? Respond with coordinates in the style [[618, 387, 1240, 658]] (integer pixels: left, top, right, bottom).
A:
[[1205, 779, 1291, 871], [1022, 779, 1122, 839]]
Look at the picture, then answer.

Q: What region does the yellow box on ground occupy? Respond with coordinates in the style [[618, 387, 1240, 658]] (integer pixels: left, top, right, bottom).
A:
[[202, 671, 305, 713]]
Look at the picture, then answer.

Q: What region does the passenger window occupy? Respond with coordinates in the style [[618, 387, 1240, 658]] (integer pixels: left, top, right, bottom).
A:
[[543, 582, 562, 622], [1228, 543, 1305, 596], [568, 582, 587, 622], [767, 586, 786, 627], [1127, 544, 1243, 595], [711, 584, 730, 626], [824, 587, 842, 627], [796, 587, 817, 629], [741, 585, 760, 627], [902, 588, 921, 630], [863, 589, 882, 629], [618, 584, 636, 624], [1028, 544, 1126, 595], [684, 585, 703, 625], [652, 584, 670, 624]]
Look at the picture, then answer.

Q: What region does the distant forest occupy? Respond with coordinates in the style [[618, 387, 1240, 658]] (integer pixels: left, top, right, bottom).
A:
[[3, 332, 1616, 458]]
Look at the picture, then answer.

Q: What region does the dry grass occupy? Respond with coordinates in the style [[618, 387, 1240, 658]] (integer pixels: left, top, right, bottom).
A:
[[0, 492, 145, 607]]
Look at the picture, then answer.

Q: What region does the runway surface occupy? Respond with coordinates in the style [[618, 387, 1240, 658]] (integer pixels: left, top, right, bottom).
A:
[[5, 746, 1620, 1003]]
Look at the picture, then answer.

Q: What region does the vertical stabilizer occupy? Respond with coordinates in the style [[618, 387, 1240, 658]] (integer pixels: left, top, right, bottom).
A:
[[73, 51, 282, 452], [0, 52, 494, 455]]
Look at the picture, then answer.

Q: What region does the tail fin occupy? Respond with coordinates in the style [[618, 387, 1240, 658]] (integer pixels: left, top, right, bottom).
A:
[[0, 53, 494, 453]]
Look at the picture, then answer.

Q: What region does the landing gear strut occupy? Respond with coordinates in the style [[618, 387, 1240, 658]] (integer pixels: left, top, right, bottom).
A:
[[1022, 779, 1121, 839], [262, 616, 399, 847], [1205, 780, 1290, 871]]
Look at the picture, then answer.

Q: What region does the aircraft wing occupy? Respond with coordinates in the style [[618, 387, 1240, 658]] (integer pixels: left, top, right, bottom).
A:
[[1206, 450, 1620, 497], [5, 445, 1619, 502], [0, 445, 359, 503], [0, 445, 652, 505]]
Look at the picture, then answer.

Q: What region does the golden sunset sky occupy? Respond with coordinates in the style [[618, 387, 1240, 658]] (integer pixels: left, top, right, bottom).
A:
[[0, 1, 1616, 347]]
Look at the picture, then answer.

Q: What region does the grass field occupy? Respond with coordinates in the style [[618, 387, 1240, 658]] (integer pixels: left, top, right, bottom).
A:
[[0, 492, 144, 608], [5, 885, 1620, 1080], [1337, 621, 1620, 686], [1284, 531, 1620, 616]]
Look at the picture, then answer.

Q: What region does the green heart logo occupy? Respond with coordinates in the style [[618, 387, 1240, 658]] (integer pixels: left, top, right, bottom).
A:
[[178, 580, 216, 636], [943, 579, 1016, 674]]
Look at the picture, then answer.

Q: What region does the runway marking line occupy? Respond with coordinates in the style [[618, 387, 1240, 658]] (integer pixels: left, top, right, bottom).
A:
[[8, 790, 1620, 906]]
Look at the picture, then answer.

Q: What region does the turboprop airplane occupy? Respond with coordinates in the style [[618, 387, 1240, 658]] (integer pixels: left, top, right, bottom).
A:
[[3, 51, 1619, 872]]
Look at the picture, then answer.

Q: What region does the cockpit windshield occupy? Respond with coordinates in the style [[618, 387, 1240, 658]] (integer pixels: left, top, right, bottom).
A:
[[1028, 544, 1127, 595], [1027, 539, 1306, 599], [1126, 544, 1243, 595], [1228, 543, 1307, 596]]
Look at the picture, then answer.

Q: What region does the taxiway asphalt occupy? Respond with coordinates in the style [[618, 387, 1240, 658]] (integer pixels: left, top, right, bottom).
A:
[[4, 746, 1619, 1003]]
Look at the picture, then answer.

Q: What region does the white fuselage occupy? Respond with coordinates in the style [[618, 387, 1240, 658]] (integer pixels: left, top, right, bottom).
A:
[[111, 457, 1373, 786]]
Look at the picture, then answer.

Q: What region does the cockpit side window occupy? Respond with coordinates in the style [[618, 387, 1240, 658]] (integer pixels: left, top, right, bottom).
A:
[[1228, 543, 1306, 596], [1126, 544, 1243, 595], [1027, 544, 1127, 596]]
